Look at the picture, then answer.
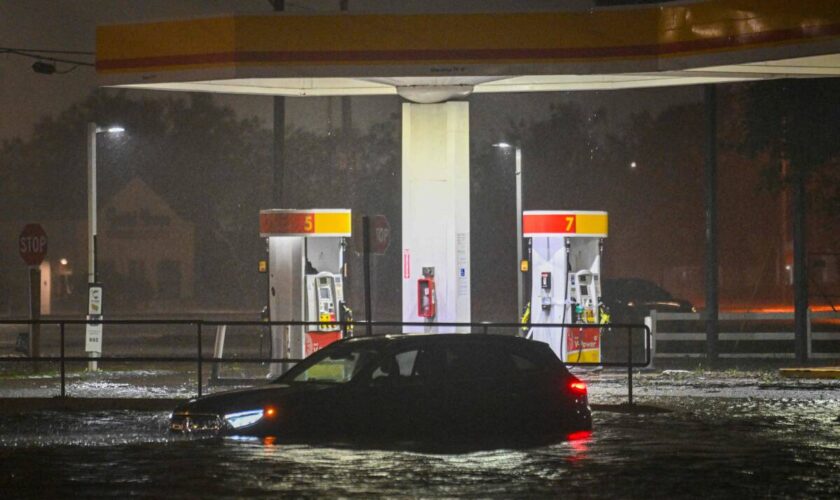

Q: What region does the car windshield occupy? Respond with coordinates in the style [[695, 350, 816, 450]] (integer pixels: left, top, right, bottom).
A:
[[275, 344, 380, 384], [605, 279, 672, 301]]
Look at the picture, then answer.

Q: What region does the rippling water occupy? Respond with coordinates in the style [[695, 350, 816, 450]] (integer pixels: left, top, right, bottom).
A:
[[1, 396, 838, 498]]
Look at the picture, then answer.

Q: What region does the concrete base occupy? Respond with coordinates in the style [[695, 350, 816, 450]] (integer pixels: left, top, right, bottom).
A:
[[779, 367, 840, 379]]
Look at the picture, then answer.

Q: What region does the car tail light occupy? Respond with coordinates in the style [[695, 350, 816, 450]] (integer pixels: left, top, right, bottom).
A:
[[264, 406, 278, 418], [567, 377, 587, 396], [566, 430, 592, 441]]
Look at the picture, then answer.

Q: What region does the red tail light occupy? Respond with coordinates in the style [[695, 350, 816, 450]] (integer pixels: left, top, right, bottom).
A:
[[568, 378, 587, 396], [566, 430, 592, 441]]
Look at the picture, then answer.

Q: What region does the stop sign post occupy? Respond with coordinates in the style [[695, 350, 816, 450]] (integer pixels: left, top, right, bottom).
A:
[[370, 215, 391, 255], [19, 224, 48, 266], [19, 224, 47, 372]]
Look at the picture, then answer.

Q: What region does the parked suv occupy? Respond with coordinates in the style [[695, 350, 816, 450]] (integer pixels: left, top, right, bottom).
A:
[[602, 278, 695, 324]]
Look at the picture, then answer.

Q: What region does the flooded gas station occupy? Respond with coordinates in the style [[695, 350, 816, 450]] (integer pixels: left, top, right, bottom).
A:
[[1, 369, 838, 497], [2, 0, 840, 497]]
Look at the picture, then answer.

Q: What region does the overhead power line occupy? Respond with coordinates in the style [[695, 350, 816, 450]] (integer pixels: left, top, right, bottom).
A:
[[0, 47, 95, 67], [0, 46, 94, 56]]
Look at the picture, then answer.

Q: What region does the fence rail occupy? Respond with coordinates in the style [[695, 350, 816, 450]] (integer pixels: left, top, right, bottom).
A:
[[1, 318, 650, 404], [647, 310, 840, 361]]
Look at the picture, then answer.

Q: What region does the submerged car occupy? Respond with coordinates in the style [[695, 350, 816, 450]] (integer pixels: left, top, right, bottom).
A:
[[170, 334, 591, 443]]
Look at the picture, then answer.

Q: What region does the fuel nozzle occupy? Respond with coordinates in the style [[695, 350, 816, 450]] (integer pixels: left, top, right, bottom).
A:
[[541, 295, 552, 311], [571, 300, 582, 323]]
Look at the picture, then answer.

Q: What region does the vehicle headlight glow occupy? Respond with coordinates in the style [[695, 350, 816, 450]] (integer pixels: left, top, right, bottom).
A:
[[224, 409, 264, 429]]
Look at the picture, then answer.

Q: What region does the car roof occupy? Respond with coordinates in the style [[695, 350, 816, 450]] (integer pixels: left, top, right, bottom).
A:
[[343, 333, 540, 347]]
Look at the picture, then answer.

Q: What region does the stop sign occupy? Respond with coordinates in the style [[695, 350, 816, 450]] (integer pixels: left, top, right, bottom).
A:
[[371, 215, 391, 255], [19, 224, 48, 266]]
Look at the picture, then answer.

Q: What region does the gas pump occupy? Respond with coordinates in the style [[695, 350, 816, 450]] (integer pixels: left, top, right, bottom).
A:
[[569, 270, 601, 325], [260, 209, 352, 376], [523, 211, 608, 363], [305, 271, 344, 353]]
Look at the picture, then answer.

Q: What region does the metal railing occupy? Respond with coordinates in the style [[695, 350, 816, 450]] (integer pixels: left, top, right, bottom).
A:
[[647, 310, 840, 360], [1, 318, 650, 404]]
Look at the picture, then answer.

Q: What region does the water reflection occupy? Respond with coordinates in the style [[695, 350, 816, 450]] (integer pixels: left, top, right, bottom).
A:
[[0, 396, 838, 497], [565, 430, 592, 463]]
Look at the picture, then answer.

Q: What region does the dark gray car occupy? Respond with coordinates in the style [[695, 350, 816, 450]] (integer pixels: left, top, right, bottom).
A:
[[170, 334, 592, 444]]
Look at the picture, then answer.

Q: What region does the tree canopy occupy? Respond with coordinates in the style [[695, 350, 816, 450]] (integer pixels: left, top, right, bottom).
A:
[[0, 90, 273, 309]]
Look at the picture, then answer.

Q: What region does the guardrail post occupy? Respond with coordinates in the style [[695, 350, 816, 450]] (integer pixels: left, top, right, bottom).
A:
[[197, 322, 203, 398], [60, 321, 66, 398], [806, 308, 812, 360], [645, 310, 657, 368], [627, 326, 633, 406], [211, 324, 226, 383]]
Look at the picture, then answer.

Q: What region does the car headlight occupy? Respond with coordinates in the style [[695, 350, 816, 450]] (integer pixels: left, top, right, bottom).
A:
[[224, 409, 264, 429]]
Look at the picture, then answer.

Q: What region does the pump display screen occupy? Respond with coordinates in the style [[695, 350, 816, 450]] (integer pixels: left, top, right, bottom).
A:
[[320, 288, 331, 299]]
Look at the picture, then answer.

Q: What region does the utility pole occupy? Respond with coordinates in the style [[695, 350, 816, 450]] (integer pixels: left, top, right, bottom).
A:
[[270, 0, 285, 206], [792, 160, 809, 363], [340, 1, 352, 138], [704, 85, 719, 365]]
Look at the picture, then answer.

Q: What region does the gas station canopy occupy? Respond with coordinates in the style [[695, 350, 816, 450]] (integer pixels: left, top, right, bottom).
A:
[[97, 0, 840, 100]]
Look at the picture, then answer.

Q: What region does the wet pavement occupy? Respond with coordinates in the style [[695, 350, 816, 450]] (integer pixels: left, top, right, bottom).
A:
[[0, 369, 838, 498]]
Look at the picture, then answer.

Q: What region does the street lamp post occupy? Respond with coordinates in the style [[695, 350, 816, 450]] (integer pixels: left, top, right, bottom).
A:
[[87, 122, 124, 371], [493, 143, 524, 322]]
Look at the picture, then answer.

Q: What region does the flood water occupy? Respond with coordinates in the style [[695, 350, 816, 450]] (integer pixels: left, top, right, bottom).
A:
[[1, 394, 839, 498]]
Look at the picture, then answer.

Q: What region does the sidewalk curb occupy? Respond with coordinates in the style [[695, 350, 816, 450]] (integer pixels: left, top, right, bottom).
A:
[[779, 367, 840, 379], [0, 397, 185, 414], [591, 403, 672, 414]]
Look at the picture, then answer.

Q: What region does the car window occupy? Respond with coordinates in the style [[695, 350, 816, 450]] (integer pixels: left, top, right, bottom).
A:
[[287, 347, 378, 384], [509, 343, 557, 373], [371, 348, 420, 382], [510, 353, 539, 372], [632, 280, 668, 301]]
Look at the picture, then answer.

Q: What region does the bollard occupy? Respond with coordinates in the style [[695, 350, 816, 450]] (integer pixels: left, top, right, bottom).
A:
[[627, 326, 634, 405], [197, 322, 203, 398], [60, 322, 66, 398]]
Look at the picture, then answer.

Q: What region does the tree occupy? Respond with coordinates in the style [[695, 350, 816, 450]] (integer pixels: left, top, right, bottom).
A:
[[735, 78, 840, 362], [736, 79, 840, 208], [0, 90, 273, 312]]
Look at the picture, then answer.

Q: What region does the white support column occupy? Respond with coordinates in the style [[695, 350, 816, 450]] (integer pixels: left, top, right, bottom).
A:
[[402, 102, 471, 332], [268, 236, 305, 375]]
